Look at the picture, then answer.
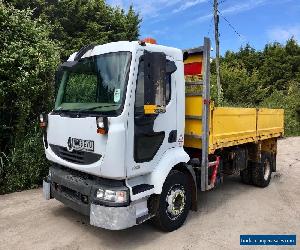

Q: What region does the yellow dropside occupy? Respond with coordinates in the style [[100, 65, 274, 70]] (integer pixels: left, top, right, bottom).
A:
[[257, 108, 284, 140], [184, 106, 284, 153], [183, 42, 284, 154], [210, 107, 257, 150]]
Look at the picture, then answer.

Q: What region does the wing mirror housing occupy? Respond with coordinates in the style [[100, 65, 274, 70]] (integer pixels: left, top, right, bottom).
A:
[[143, 51, 167, 115]]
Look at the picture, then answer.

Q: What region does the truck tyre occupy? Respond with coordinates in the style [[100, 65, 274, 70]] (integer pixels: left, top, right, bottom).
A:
[[252, 153, 272, 187], [240, 164, 252, 185], [152, 170, 191, 232]]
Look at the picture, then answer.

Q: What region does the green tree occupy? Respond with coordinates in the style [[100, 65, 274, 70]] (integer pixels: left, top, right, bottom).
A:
[[211, 38, 300, 135], [7, 0, 141, 60], [0, 1, 141, 194], [261, 81, 300, 136], [0, 3, 60, 193], [211, 63, 266, 106], [259, 43, 292, 93], [3, 0, 46, 17], [46, 0, 140, 59], [0, 0, 141, 194], [222, 44, 262, 75]]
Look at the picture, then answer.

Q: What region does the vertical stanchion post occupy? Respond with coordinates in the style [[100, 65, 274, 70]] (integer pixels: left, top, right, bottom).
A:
[[201, 37, 211, 191]]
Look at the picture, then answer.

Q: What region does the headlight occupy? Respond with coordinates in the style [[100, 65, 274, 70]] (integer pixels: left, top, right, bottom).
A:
[[96, 117, 104, 129], [39, 113, 47, 128], [96, 188, 128, 204], [39, 114, 44, 123]]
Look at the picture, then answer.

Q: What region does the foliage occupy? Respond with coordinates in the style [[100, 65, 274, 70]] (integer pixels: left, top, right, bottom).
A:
[[0, 2, 60, 151], [0, 128, 49, 194], [64, 74, 98, 103], [211, 39, 300, 136], [6, 0, 141, 60], [44, 0, 140, 59], [0, 1, 141, 194], [260, 81, 300, 136], [0, 2, 59, 193], [3, 0, 45, 17]]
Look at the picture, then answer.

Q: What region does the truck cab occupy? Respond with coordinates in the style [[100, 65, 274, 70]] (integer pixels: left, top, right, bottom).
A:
[[43, 40, 192, 231]]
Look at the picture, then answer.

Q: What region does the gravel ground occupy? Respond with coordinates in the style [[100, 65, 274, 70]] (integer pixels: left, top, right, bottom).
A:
[[0, 137, 299, 250]]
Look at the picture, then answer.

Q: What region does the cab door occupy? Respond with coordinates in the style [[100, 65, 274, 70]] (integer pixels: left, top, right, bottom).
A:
[[126, 50, 178, 177]]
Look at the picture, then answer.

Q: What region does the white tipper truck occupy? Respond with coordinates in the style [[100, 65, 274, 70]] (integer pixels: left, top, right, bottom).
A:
[[42, 38, 283, 231]]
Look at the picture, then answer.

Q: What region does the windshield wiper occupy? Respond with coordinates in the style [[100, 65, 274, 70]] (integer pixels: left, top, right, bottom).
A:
[[53, 109, 73, 113], [77, 104, 119, 112]]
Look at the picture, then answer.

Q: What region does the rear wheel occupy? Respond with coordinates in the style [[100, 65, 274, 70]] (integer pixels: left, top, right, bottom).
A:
[[152, 170, 191, 232], [252, 153, 272, 187], [240, 163, 252, 185]]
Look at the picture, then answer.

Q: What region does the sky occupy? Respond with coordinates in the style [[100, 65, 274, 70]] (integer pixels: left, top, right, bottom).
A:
[[107, 0, 300, 56]]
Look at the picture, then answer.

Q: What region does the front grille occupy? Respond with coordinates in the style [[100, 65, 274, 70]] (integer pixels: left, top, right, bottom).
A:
[[59, 147, 84, 163], [50, 144, 101, 165]]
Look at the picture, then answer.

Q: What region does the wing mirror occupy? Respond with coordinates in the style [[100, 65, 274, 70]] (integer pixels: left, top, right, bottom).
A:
[[143, 51, 177, 115]]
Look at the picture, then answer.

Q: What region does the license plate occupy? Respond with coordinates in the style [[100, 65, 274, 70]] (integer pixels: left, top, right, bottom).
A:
[[69, 137, 94, 152]]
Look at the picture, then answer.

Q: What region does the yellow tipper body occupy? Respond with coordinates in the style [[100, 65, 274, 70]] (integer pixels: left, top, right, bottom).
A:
[[183, 51, 284, 154]]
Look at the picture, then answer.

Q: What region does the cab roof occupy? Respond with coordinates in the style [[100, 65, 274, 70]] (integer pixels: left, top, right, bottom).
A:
[[68, 41, 183, 62]]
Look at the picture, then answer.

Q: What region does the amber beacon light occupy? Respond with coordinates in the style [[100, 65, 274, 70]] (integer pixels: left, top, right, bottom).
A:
[[142, 37, 157, 44]]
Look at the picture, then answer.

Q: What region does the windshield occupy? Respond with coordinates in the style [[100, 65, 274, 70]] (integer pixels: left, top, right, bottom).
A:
[[55, 51, 132, 114]]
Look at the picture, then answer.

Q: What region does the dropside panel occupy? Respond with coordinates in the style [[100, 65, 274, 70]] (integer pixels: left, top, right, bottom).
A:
[[257, 108, 284, 139], [210, 107, 257, 150]]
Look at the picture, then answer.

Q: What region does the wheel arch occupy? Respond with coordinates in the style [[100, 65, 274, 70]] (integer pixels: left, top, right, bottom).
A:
[[146, 148, 197, 211]]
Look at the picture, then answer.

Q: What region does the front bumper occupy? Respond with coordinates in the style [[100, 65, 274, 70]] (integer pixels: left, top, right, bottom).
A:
[[43, 165, 149, 230], [90, 203, 136, 230]]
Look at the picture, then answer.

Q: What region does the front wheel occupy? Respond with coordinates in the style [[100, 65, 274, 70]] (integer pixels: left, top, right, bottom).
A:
[[152, 170, 191, 232]]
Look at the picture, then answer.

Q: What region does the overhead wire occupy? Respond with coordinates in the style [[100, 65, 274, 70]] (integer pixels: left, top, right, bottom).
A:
[[207, 16, 214, 36], [217, 9, 243, 38], [208, 0, 243, 39]]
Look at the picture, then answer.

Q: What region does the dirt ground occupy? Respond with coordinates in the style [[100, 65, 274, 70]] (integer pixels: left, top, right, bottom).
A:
[[0, 137, 299, 250]]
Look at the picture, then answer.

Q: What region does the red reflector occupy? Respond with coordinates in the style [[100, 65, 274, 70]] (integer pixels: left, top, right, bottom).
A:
[[184, 62, 202, 75]]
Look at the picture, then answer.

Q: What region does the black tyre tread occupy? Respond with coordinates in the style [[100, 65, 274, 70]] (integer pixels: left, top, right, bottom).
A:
[[240, 167, 252, 185], [152, 170, 191, 232], [152, 170, 184, 231], [151, 171, 181, 229], [252, 153, 272, 188]]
